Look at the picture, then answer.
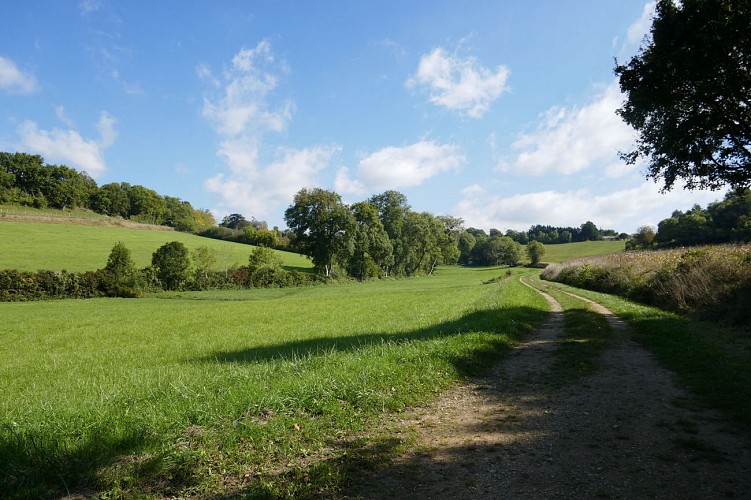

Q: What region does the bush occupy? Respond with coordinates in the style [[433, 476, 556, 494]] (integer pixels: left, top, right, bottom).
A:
[[152, 241, 191, 290], [542, 244, 751, 326]]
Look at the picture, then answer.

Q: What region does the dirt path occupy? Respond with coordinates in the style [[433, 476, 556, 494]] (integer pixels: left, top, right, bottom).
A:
[[345, 278, 751, 499]]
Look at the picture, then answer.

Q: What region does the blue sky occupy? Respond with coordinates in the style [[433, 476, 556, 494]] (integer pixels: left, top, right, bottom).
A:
[[0, 1, 725, 232]]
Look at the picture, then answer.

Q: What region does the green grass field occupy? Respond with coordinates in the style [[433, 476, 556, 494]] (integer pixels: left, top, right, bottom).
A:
[[0, 266, 549, 498], [542, 240, 625, 263], [0, 216, 623, 274], [0, 220, 312, 272]]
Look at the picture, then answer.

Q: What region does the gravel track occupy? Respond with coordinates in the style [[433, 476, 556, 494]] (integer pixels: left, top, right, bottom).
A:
[[345, 277, 751, 499]]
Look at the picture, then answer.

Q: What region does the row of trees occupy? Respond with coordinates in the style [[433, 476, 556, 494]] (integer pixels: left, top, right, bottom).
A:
[[629, 190, 751, 249], [0, 152, 215, 232], [284, 189, 462, 278], [283, 188, 552, 278], [0, 240, 318, 301], [500, 222, 622, 246]]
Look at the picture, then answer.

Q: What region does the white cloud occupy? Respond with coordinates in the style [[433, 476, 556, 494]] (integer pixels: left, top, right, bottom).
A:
[[456, 182, 725, 233], [205, 145, 339, 221], [78, 0, 102, 15], [55, 105, 75, 128], [18, 111, 117, 177], [200, 40, 292, 136], [626, 2, 656, 49], [0, 56, 38, 94], [336, 140, 465, 194], [200, 41, 327, 221], [407, 47, 510, 118], [499, 81, 635, 176], [334, 167, 366, 196]]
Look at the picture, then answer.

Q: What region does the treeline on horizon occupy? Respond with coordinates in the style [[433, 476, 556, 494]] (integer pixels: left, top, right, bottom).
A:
[[0, 152, 215, 232], [628, 189, 751, 249], [0, 151, 618, 269]]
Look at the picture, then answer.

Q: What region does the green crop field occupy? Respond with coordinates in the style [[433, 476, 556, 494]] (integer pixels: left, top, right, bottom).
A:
[[542, 240, 625, 263], [0, 220, 312, 273], [0, 266, 548, 497]]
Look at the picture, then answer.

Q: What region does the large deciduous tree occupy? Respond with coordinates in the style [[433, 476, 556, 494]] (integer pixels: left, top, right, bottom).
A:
[[347, 201, 393, 280], [284, 188, 354, 277], [615, 0, 751, 191], [151, 241, 191, 290]]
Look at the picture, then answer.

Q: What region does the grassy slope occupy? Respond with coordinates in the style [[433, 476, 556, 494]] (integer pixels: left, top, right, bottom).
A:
[[542, 240, 625, 263], [0, 266, 548, 497], [0, 220, 312, 272]]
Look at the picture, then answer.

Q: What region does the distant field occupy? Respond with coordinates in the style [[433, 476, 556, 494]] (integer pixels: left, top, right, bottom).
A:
[[542, 240, 625, 263], [0, 220, 312, 272]]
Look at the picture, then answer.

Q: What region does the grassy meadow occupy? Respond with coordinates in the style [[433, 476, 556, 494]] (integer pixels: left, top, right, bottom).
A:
[[542, 240, 625, 263], [0, 266, 549, 497], [0, 219, 312, 273]]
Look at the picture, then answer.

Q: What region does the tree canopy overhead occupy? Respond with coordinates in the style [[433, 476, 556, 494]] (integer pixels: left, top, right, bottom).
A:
[[615, 0, 751, 191]]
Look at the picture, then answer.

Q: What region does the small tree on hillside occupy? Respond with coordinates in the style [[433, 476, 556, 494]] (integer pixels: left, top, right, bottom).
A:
[[152, 241, 191, 290], [102, 241, 139, 297], [526, 240, 546, 266], [248, 246, 284, 287]]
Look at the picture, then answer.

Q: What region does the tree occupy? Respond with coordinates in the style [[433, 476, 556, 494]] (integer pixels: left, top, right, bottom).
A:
[[484, 236, 523, 266], [347, 201, 393, 280], [92, 183, 130, 217], [369, 190, 411, 275], [579, 221, 600, 241], [102, 242, 139, 297], [151, 241, 191, 290], [126, 184, 166, 224], [627, 225, 657, 250], [457, 231, 476, 264], [615, 0, 751, 191], [164, 196, 197, 232], [526, 240, 546, 266], [220, 213, 250, 230], [284, 188, 354, 277], [247, 246, 284, 286], [192, 246, 217, 288]]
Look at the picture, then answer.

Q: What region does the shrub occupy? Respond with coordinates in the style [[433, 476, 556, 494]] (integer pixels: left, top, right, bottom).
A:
[[152, 241, 191, 291], [541, 244, 751, 326]]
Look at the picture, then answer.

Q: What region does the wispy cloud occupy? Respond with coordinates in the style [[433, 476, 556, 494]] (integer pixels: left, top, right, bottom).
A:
[[199, 40, 292, 136], [78, 0, 103, 16], [0, 55, 38, 94], [625, 2, 656, 49], [456, 182, 724, 232], [18, 111, 117, 177], [335, 140, 465, 195], [498, 81, 635, 176], [205, 145, 339, 221], [407, 47, 510, 118], [200, 41, 335, 221]]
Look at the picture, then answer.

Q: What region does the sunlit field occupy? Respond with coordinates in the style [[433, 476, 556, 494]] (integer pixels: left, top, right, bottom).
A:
[[0, 220, 311, 273], [0, 266, 548, 497]]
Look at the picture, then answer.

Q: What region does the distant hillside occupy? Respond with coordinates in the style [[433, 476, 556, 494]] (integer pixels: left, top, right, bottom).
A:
[[542, 240, 625, 263], [0, 213, 312, 273]]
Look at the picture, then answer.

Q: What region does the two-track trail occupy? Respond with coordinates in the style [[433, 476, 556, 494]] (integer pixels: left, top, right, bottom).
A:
[[344, 277, 751, 499]]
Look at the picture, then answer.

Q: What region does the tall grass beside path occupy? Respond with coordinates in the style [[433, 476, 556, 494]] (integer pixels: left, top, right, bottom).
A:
[[0, 266, 548, 498], [541, 244, 751, 326]]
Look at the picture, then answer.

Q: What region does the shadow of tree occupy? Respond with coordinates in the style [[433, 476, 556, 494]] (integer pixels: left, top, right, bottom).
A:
[[194, 306, 547, 378], [2, 305, 549, 498]]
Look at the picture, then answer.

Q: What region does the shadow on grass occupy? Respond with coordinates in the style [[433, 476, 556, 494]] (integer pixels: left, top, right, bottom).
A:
[[195, 306, 548, 378], [1, 305, 548, 498], [0, 424, 151, 499], [623, 314, 751, 427]]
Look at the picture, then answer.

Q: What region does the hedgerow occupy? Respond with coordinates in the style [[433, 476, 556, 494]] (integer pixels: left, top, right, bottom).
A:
[[541, 244, 751, 326]]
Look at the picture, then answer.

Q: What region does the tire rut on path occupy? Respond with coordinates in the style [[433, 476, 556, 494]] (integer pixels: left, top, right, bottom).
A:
[[345, 277, 751, 499]]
